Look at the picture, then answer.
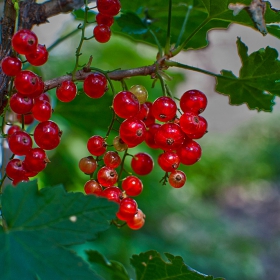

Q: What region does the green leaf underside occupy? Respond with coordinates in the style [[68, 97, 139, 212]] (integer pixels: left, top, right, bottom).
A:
[[130, 250, 224, 280], [86, 250, 130, 280], [112, 0, 280, 50], [0, 181, 118, 280], [216, 38, 279, 111]]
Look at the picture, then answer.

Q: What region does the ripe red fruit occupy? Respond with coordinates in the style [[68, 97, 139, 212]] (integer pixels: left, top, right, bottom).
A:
[[131, 152, 154, 176], [176, 138, 201, 165], [103, 151, 121, 169], [8, 131, 32, 156], [34, 92, 51, 103], [154, 123, 185, 151], [168, 170, 186, 188], [135, 103, 149, 121], [158, 151, 180, 172], [26, 44, 49, 66], [94, 24, 111, 43], [179, 112, 200, 135], [96, 13, 114, 26], [16, 113, 34, 125], [10, 93, 34, 114], [97, 166, 118, 187], [145, 123, 161, 149], [180, 89, 207, 114], [126, 209, 145, 230], [14, 70, 41, 96], [7, 125, 21, 138], [152, 96, 177, 122], [113, 91, 140, 119], [23, 147, 49, 172], [101, 186, 122, 203], [122, 175, 143, 196], [34, 120, 61, 150], [12, 176, 29, 186], [119, 118, 146, 148], [143, 101, 155, 126], [87, 135, 107, 156], [12, 29, 38, 55], [56, 80, 77, 102], [6, 159, 26, 179], [79, 156, 97, 174], [83, 72, 107, 98], [84, 180, 102, 195], [32, 100, 52, 122], [97, 0, 121, 16], [187, 116, 208, 139], [117, 197, 138, 220], [1, 56, 22, 76]]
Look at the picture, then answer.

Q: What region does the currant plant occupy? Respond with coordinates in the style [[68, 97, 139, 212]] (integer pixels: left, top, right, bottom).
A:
[[0, 0, 280, 279]]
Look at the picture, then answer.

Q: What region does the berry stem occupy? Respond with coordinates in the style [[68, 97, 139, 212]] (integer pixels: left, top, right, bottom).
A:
[[159, 172, 169, 185], [118, 149, 128, 182], [149, 29, 163, 58]]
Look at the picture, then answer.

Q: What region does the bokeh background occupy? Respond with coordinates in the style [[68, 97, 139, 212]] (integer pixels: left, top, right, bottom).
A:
[[10, 0, 280, 279]]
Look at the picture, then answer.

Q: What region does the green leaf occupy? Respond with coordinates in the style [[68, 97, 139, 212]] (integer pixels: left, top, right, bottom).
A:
[[216, 38, 278, 111], [130, 250, 224, 280], [0, 181, 118, 279], [72, 8, 96, 22], [86, 250, 130, 280], [116, 12, 149, 35]]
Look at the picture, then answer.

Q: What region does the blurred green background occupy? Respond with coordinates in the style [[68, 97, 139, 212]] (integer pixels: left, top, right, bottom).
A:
[[26, 13, 280, 280]]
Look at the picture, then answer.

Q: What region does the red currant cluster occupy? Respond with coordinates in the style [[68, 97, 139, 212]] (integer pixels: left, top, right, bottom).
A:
[[78, 83, 207, 229], [2, 29, 62, 185], [94, 0, 121, 43]]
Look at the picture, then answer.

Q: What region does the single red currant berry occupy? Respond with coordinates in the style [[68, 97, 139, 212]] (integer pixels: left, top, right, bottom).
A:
[[79, 156, 97, 174], [6, 158, 26, 179], [94, 24, 111, 43], [12, 176, 29, 186], [152, 96, 177, 122], [180, 89, 207, 114], [117, 197, 138, 220], [34, 92, 51, 103], [176, 138, 201, 165], [56, 80, 77, 102], [29, 78, 45, 98], [34, 120, 61, 150], [131, 152, 154, 176], [8, 131, 32, 156], [83, 72, 107, 98], [26, 44, 49, 66], [12, 29, 38, 55], [87, 135, 107, 156], [158, 151, 180, 172], [168, 170, 186, 188], [119, 118, 146, 148], [97, 0, 121, 16], [103, 151, 121, 169], [187, 116, 208, 139], [14, 70, 41, 96], [32, 100, 52, 122], [179, 112, 200, 135], [145, 123, 161, 149], [113, 136, 128, 152], [101, 186, 122, 203], [84, 180, 103, 195], [7, 125, 21, 138], [122, 175, 143, 196], [135, 103, 149, 121], [126, 209, 145, 230], [16, 113, 34, 125], [10, 93, 34, 115], [97, 166, 118, 187], [23, 147, 49, 172], [130, 85, 148, 104], [143, 101, 155, 126], [113, 91, 140, 119], [1, 56, 22, 76], [96, 13, 114, 26], [154, 123, 185, 151]]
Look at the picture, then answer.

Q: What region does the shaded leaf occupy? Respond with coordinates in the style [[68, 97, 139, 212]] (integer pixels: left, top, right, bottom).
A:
[[72, 8, 96, 21], [0, 181, 118, 279], [130, 250, 224, 280], [216, 38, 278, 111], [86, 250, 130, 280]]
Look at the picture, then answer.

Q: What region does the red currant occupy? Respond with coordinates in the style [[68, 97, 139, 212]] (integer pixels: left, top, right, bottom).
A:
[[56, 80, 77, 102], [34, 92, 51, 103], [168, 170, 186, 188], [103, 151, 121, 169], [143, 101, 155, 126], [96, 13, 114, 26], [26, 44, 48, 66], [145, 123, 161, 149], [12, 29, 38, 55], [97, 0, 121, 16], [152, 96, 177, 122], [113, 136, 128, 152], [179, 112, 200, 135], [32, 100, 52, 122], [158, 151, 180, 172], [87, 135, 107, 156], [135, 103, 149, 121], [113, 91, 140, 119], [97, 166, 118, 187], [180, 89, 207, 114], [131, 152, 154, 176], [16, 113, 34, 125], [122, 175, 143, 196], [79, 156, 97, 174], [6, 159, 26, 179], [176, 138, 201, 165], [23, 147, 49, 172], [1, 56, 22, 76], [83, 72, 107, 98], [8, 131, 32, 156], [94, 24, 111, 43], [117, 197, 138, 219], [7, 125, 21, 138], [101, 186, 122, 203], [187, 116, 208, 139], [10, 93, 33, 115], [84, 180, 102, 195], [126, 209, 145, 230]]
